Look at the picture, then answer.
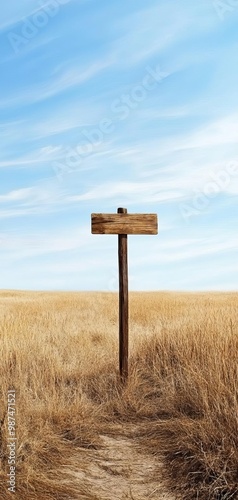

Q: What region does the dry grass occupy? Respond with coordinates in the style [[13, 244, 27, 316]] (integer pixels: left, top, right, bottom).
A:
[[0, 290, 238, 499]]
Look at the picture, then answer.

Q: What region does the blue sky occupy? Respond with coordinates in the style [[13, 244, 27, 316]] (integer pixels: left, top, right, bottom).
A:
[[0, 0, 238, 291]]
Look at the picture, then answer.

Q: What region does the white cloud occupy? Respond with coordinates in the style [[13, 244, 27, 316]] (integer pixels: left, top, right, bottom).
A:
[[111, 1, 218, 68], [0, 181, 64, 218], [0, 146, 64, 168], [0, 187, 35, 203], [179, 114, 238, 151], [133, 236, 238, 266], [66, 180, 183, 204], [0, 224, 92, 259], [0, 59, 111, 109]]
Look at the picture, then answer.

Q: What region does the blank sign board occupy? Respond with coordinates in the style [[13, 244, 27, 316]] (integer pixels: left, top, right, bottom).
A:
[[91, 213, 158, 235]]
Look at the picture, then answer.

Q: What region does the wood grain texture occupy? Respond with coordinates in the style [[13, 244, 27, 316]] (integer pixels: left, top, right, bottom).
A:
[[118, 208, 129, 382], [91, 213, 158, 235]]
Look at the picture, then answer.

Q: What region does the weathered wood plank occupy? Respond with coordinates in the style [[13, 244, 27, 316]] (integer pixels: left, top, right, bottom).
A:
[[91, 213, 158, 235]]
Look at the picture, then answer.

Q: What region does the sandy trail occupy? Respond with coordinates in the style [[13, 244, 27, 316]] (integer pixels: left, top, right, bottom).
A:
[[68, 427, 175, 500]]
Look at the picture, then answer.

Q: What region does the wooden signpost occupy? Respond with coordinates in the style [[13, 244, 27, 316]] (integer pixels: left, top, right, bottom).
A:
[[91, 208, 158, 382]]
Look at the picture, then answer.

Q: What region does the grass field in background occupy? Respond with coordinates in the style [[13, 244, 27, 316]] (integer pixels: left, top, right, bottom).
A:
[[0, 291, 238, 499]]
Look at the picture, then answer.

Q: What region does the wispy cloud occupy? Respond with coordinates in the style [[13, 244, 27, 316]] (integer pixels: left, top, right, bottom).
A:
[[0, 187, 36, 202], [0, 59, 111, 109], [132, 235, 238, 266], [66, 181, 183, 204], [0, 181, 65, 218], [0, 224, 91, 260], [110, 2, 218, 68], [0, 146, 64, 168]]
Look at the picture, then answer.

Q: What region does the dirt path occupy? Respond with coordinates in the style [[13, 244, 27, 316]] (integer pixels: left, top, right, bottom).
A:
[[69, 429, 175, 500]]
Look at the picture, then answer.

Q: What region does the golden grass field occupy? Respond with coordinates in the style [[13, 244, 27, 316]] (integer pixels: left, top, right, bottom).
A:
[[0, 290, 238, 499]]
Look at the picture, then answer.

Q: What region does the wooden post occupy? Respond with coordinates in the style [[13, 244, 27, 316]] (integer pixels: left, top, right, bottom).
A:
[[91, 208, 158, 383], [118, 208, 129, 382]]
